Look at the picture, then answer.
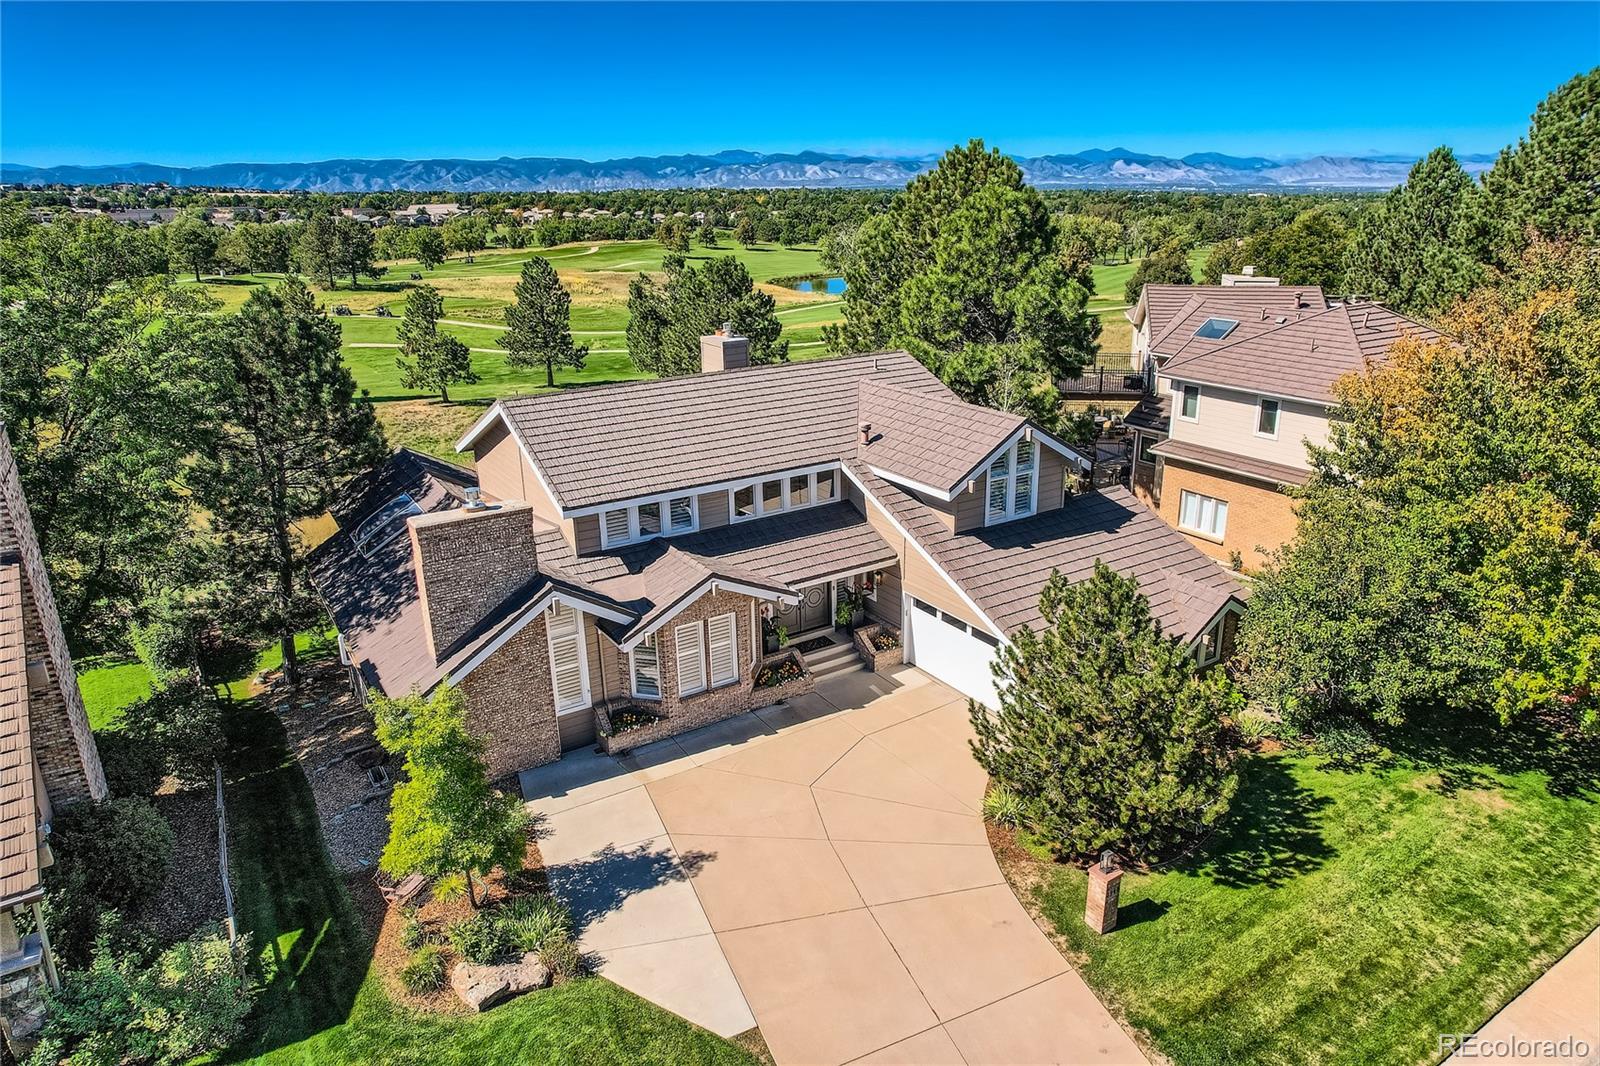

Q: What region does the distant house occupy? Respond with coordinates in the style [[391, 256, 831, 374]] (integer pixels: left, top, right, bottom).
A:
[[105, 207, 178, 226], [311, 340, 1243, 781], [0, 426, 109, 1051], [400, 203, 463, 225], [1125, 286, 1439, 568]]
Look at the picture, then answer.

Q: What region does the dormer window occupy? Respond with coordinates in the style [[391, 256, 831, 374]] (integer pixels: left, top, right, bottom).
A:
[[600, 494, 699, 548], [1193, 317, 1239, 340], [985, 438, 1036, 525], [729, 466, 840, 523]]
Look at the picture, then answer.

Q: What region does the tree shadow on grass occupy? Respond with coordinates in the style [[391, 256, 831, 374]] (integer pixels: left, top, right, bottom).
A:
[[1384, 706, 1600, 801], [1114, 897, 1171, 928], [544, 842, 717, 936], [1186, 757, 1334, 889]]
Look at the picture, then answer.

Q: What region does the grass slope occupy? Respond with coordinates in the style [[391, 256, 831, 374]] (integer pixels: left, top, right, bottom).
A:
[[1026, 717, 1600, 1066]]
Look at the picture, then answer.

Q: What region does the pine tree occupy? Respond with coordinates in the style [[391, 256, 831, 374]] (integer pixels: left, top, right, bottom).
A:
[[396, 285, 478, 401], [503, 257, 587, 388], [971, 564, 1241, 861], [375, 685, 529, 908], [293, 213, 339, 289], [1342, 147, 1480, 316]]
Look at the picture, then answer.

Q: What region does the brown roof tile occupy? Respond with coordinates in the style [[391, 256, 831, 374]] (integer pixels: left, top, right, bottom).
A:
[[1150, 439, 1311, 487], [1135, 284, 1324, 340], [0, 562, 40, 907], [856, 381, 1023, 495]]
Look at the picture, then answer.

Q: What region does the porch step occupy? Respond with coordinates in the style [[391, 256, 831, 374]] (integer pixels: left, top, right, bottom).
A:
[[804, 639, 863, 681]]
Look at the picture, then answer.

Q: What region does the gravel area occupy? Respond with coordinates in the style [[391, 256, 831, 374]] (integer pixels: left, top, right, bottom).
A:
[[271, 658, 392, 874]]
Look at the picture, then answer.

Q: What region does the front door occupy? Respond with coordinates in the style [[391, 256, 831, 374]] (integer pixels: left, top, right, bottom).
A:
[[773, 582, 832, 636]]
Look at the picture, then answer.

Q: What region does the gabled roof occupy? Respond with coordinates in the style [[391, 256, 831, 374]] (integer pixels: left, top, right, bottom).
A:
[[1146, 292, 1323, 362], [1130, 283, 1324, 337], [1160, 301, 1441, 405], [0, 562, 40, 909], [470, 352, 948, 511], [849, 462, 1242, 642], [856, 381, 1025, 498]]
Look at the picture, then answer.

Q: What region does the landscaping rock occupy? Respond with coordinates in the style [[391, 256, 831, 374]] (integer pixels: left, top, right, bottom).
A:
[[450, 952, 551, 1012]]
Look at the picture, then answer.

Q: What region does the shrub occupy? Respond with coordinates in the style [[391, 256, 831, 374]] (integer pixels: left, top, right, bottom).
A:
[[95, 731, 166, 798], [51, 798, 175, 910], [538, 930, 586, 983], [119, 679, 223, 789], [1312, 717, 1390, 768], [399, 943, 448, 994], [31, 928, 254, 1066], [397, 907, 426, 951], [500, 895, 571, 954], [981, 785, 1028, 828], [1236, 710, 1275, 741], [446, 912, 509, 965]]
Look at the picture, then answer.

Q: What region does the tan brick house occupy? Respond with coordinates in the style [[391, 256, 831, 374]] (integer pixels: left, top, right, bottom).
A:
[[1125, 287, 1439, 570], [0, 426, 109, 1050], [312, 337, 1245, 779]]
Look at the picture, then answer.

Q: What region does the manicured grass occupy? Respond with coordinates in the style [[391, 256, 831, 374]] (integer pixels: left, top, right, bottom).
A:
[[76, 656, 153, 731], [1024, 716, 1600, 1066]]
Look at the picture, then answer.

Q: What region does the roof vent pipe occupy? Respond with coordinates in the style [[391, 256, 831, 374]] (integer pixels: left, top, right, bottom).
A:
[[860, 423, 873, 446], [462, 486, 488, 512]]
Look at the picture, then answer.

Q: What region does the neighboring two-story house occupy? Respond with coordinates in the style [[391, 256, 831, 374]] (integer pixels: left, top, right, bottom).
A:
[[1124, 288, 1439, 569], [0, 427, 110, 1051], [312, 336, 1244, 780]]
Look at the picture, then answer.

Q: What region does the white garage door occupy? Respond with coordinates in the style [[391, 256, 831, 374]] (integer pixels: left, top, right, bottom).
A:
[[905, 596, 1002, 707]]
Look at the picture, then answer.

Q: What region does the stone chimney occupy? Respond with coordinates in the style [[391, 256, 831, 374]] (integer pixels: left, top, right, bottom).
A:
[[700, 323, 750, 373], [409, 501, 540, 658]]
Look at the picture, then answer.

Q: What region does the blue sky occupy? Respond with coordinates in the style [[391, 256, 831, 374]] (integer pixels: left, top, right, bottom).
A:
[[2, 1, 1596, 167]]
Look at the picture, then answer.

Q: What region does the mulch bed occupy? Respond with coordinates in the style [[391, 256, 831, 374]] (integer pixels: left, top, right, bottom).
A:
[[794, 636, 836, 654], [134, 786, 226, 943]]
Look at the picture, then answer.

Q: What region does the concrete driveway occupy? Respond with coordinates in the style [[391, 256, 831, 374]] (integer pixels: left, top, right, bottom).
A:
[[521, 666, 1146, 1066]]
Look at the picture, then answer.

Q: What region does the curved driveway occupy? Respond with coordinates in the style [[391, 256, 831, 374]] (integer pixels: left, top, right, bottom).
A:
[[521, 667, 1146, 1066]]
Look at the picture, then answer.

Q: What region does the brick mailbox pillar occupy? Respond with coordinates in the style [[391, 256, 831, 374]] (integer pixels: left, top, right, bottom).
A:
[[1085, 856, 1122, 934]]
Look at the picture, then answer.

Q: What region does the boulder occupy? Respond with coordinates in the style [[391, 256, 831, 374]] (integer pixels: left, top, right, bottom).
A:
[[450, 952, 551, 1012]]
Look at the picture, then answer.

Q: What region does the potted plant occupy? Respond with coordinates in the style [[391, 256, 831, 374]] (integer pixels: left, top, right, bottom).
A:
[[776, 624, 789, 648], [835, 589, 867, 631], [762, 618, 779, 655]]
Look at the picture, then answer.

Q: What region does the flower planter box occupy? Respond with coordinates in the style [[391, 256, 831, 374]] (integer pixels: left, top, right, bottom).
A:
[[594, 701, 674, 756], [853, 623, 903, 673], [750, 650, 814, 710]]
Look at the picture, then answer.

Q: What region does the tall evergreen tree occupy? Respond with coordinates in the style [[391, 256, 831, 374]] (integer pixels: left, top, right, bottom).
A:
[[972, 564, 1241, 861], [625, 256, 786, 376], [192, 278, 386, 686], [293, 213, 339, 289], [503, 257, 587, 388], [1342, 147, 1480, 316], [395, 285, 478, 401]]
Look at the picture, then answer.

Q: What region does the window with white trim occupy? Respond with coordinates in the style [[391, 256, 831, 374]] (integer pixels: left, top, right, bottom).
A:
[[1179, 384, 1200, 421], [985, 438, 1037, 524], [729, 468, 840, 523], [1178, 490, 1228, 539], [599, 493, 699, 548], [631, 634, 661, 699], [1256, 398, 1280, 438], [675, 621, 707, 696], [707, 613, 738, 688]]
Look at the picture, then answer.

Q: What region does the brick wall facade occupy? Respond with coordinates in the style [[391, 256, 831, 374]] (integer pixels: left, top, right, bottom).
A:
[[650, 589, 759, 730], [457, 611, 561, 780], [1155, 458, 1299, 571], [0, 429, 106, 805], [410, 503, 539, 657]]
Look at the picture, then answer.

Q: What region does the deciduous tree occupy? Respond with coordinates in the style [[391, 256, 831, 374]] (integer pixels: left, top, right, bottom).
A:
[[164, 213, 218, 282], [971, 564, 1240, 861], [332, 216, 385, 288], [503, 257, 587, 388], [413, 227, 446, 270], [375, 685, 529, 908], [1123, 241, 1194, 303]]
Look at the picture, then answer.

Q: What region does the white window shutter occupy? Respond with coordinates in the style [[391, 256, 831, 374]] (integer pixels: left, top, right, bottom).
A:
[[675, 621, 706, 696], [546, 603, 587, 713], [603, 509, 630, 545], [707, 613, 737, 687]]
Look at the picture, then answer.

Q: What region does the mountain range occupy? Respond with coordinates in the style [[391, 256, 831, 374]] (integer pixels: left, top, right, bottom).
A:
[[0, 148, 1495, 193]]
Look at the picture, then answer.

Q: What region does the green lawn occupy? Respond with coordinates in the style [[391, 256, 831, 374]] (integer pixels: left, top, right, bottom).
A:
[[75, 639, 754, 1065], [1024, 715, 1600, 1066]]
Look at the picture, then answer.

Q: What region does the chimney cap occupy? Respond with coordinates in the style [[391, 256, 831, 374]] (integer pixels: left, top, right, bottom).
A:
[[463, 486, 488, 511]]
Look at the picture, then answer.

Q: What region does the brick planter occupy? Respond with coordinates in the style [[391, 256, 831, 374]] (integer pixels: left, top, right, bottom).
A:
[[853, 623, 903, 673], [751, 650, 815, 710], [594, 701, 674, 756]]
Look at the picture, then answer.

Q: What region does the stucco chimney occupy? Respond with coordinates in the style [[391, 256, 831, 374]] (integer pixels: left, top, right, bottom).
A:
[[700, 329, 750, 373], [409, 501, 539, 658]]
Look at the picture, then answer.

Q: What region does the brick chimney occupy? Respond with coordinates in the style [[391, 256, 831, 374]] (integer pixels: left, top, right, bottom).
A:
[[700, 323, 750, 373], [409, 501, 540, 658]]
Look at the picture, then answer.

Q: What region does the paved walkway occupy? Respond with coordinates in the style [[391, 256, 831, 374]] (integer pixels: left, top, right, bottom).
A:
[[1448, 928, 1600, 1065], [520, 666, 1145, 1066]]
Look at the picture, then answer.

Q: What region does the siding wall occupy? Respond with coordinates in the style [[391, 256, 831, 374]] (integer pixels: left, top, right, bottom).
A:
[[847, 481, 993, 635], [1037, 447, 1068, 513], [1159, 377, 1329, 471], [473, 421, 532, 505], [698, 489, 730, 530]]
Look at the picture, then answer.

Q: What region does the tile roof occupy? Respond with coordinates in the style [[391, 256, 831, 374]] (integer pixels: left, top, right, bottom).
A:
[[1150, 438, 1312, 488], [1133, 284, 1324, 339], [1160, 301, 1441, 405], [493, 352, 948, 510], [856, 381, 1023, 495], [850, 463, 1241, 641], [0, 561, 40, 908], [1123, 394, 1171, 434]]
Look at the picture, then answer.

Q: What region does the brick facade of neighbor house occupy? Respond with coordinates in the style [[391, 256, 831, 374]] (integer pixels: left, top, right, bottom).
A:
[[1156, 459, 1299, 570], [456, 612, 560, 780], [410, 503, 539, 656], [0, 431, 106, 805]]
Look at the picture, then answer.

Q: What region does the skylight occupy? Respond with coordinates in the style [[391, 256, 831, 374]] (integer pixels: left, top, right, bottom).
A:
[[1193, 317, 1239, 340], [354, 493, 421, 557]]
